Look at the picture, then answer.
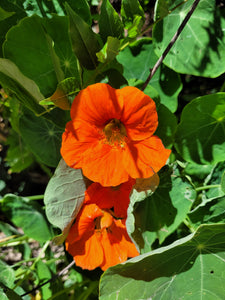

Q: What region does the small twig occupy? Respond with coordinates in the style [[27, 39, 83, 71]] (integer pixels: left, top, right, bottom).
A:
[[142, 0, 201, 91], [20, 260, 75, 297]]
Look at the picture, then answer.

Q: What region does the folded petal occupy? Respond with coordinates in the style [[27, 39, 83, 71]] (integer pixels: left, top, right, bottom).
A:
[[118, 86, 158, 141], [123, 136, 171, 178]]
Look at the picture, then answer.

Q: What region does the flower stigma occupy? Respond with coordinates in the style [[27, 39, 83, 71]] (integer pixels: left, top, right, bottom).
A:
[[103, 119, 127, 148]]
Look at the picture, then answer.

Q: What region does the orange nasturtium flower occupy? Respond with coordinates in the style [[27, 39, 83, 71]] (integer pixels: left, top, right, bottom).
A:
[[61, 83, 171, 186], [65, 180, 139, 271]]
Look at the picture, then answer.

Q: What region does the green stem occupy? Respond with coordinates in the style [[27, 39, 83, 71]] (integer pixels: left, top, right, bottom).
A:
[[36, 0, 47, 18], [195, 184, 220, 192], [14, 241, 50, 288], [0, 235, 30, 247], [27, 194, 44, 201], [183, 218, 195, 233]]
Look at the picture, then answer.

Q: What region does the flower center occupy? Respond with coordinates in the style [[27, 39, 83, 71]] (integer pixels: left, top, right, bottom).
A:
[[103, 119, 127, 147], [95, 210, 114, 231]]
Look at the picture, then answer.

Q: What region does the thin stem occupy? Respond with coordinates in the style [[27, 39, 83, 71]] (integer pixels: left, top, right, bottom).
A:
[[36, 0, 47, 18], [20, 260, 75, 297], [142, 0, 201, 91], [195, 184, 220, 192], [26, 194, 44, 201]]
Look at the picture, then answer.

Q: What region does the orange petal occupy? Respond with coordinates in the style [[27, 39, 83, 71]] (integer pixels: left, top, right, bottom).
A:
[[70, 83, 123, 127], [123, 136, 171, 178], [118, 86, 158, 141], [99, 229, 127, 271], [66, 231, 104, 270], [80, 143, 129, 186], [66, 204, 102, 244], [61, 120, 101, 169], [84, 179, 135, 218]]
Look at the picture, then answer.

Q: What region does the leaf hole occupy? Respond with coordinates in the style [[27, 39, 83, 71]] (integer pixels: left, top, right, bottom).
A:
[[210, 270, 214, 274]]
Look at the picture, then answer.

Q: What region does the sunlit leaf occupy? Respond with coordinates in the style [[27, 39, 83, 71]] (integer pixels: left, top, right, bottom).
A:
[[96, 37, 120, 63], [3, 15, 64, 96], [0, 194, 53, 242], [117, 38, 182, 112], [44, 159, 88, 233], [174, 93, 225, 165], [153, 0, 225, 77], [100, 224, 225, 300]]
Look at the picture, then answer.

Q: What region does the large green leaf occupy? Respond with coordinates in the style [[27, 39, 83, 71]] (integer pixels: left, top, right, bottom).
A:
[[153, 0, 225, 77], [0, 1, 26, 57], [43, 15, 80, 81], [117, 38, 182, 112], [127, 167, 196, 252], [100, 224, 225, 300], [174, 93, 225, 165], [65, 3, 101, 69], [0, 194, 53, 242], [99, 0, 124, 43], [44, 159, 87, 233], [19, 108, 64, 167], [0, 59, 69, 128], [3, 15, 65, 96]]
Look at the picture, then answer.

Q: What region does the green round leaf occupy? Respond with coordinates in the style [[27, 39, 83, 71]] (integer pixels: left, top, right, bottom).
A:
[[128, 167, 196, 252], [117, 38, 182, 112], [3, 15, 62, 96], [153, 0, 225, 77], [174, 93, 225, 165], [44, 159, 87, 232], [19, 108, 63, 167], [1, 194, 53, 242], [100, 224, 225, 300]]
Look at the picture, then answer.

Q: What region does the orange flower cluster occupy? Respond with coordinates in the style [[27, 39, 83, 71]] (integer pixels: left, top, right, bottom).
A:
[[61, 83, 171, 270]]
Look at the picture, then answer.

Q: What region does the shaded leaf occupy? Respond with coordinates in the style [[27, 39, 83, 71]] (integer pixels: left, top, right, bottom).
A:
[[121, 0, 145, 28], [99, 0, 124, 42], [127, 167, 195, 252], [0, 283, 22, 300], [44, 159, 87, 233], [0, 6, 15, 21], [189, 195, 225, 228], [100, 224, 225, 300], [0, 194, 53, 242], [174, 93, 225, 165], [19, 108, 63, 167], [65, 3, 101, 69]]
